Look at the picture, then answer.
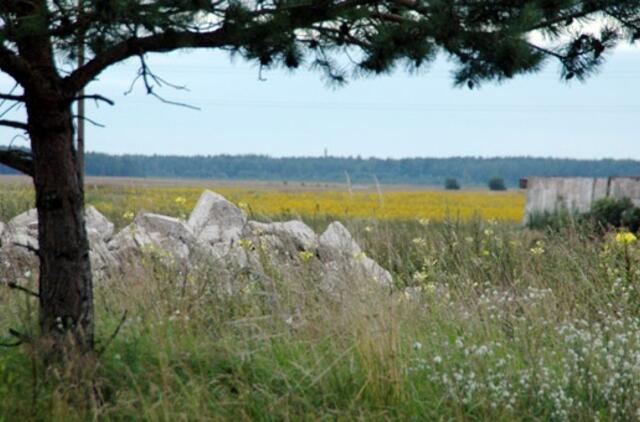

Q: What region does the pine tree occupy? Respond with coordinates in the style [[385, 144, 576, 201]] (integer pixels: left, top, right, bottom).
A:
[[0, 0, 638, 357]]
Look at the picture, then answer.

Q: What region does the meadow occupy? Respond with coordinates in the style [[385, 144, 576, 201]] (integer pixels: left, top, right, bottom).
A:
[[1, 178, 639, 420], [0, 176, 525, 228]]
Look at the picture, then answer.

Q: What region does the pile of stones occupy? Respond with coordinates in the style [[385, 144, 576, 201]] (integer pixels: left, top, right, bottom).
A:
[[1, 191, 392, 290]]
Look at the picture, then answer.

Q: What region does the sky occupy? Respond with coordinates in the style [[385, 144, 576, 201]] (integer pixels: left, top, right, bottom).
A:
[[1, 44, 639, 160]]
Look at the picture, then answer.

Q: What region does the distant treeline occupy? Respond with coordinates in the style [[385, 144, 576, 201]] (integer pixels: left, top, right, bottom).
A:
[[2, 153, 640, 187]]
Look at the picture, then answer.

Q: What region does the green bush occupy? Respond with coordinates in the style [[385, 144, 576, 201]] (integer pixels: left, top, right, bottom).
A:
[[526, 208, 585, 232], [589, 197, 635, 229], [488, 177, 507, 191], [444, 178, 460, 190], [621, 204, 640, 232], [529, 197, 640, 233]]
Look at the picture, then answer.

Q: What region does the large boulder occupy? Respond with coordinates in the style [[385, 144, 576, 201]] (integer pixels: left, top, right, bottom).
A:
[[0, 211, 39, 282], [188, 191, 247, 245], [88, 230, 118, 280], [247, 220, 318, 252], [1, 209, 39, 253], [1, 206, 114, 250], [108, 213, 196, 264], [85, 206, 115, 241], [7, 209, 38, 233], [318, 221, 361, 261], [318, 222, 393, 287]]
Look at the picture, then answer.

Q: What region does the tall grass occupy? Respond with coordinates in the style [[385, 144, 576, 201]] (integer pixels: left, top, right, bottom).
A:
[[2, 209, 640, 420]]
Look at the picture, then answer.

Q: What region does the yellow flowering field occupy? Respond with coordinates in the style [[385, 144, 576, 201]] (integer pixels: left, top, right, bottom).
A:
[[0, 178, 525, 225], [85, 185, 525, 225]]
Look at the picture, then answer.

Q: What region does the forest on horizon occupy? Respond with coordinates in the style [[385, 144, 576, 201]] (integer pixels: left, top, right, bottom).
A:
[[2, 153, 639, 187]]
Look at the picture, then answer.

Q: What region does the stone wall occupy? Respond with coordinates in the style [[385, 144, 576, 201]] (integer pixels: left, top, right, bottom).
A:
[[524, 176, 640, 223], [1, 191, 393, 291]]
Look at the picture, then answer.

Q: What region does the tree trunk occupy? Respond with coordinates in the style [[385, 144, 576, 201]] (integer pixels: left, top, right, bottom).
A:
[[27, 95, 94, 354]]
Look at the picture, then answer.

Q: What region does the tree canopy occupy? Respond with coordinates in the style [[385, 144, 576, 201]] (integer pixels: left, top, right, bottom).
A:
[[2, 1, 639, 96]]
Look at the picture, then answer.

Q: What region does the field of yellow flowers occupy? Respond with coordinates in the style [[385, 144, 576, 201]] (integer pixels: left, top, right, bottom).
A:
[[0, 178, 525, 226]]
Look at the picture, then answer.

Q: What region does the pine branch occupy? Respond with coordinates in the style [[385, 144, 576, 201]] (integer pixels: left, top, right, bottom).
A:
[[0, 93, 24, 102], [6, 282, 39, 298], [0, 148, 34, 176]]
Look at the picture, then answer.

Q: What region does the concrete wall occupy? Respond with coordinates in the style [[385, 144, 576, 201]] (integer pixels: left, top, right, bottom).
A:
[[610, 177, 640, 206], [523, 176, 640, 223]]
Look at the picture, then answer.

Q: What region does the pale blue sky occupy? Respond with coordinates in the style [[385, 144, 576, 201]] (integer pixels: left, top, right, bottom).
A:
[[1, 46, 639, 159]]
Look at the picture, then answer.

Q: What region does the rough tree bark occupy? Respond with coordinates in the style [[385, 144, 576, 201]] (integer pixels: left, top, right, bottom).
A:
[[15, 9, 94, 352], [26, 93, 94, 353]]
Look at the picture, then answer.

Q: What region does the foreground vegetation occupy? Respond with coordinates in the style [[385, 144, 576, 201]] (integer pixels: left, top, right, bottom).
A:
[[2, 183, 640, 420]]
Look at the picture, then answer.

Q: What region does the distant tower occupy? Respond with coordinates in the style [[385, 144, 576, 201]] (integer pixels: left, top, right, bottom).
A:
[[324, 148, 328, 158]]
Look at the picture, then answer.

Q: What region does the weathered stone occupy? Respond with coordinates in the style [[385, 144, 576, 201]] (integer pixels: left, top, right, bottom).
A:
[[359, 256, 393, 286], [85, 206, 115, 241], [1, 210, 39, 256], [317, 221, 393, 287], [88, 230, 118, 280], [0, 243, 38, 281], [188, 190, 247, 244], [1, 191, 394, 292], [107, 224, 145, 261], [5, 209, 39, 239], [1, 206, 114, 250], [318, 221, 361, 261], [320, 256, 393, 289], [135, 213, 195, 245], [8, 209, 38, 230], [108, 213, 195, 263], [247, 220, 317, 251], [0, 212, 39, 280]]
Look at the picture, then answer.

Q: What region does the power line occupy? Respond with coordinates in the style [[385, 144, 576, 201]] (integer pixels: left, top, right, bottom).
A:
[[122, 98, 640, 113]]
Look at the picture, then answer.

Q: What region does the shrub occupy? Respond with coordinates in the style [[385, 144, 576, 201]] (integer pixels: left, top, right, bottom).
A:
[[589, 197, 635, 229], [444, 178, 460, 190], [488, 177, 507, 191], [530, 197, 640, 233], [622, 206, 640, 232], [526, 208, 586, 232]]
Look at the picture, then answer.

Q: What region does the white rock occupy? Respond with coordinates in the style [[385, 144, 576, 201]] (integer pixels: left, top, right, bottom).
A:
[[318, 221, 393, 287], [1, 210, 39, 254], [321, 256, 393, 289], [107, 224, 141, 260], [6, 209, 39, 238], [318, 221, 361, 261], [1, 206, 113, 250], [85, 206, 114, 241], [5, 232, 39, 252], [188, 190, 246, 244], [88, 229, 118, 279], [108, 214, 195, 263], [0, 222, 4, 243], [135, 213, 195, 245], [247, 220, 318, 251], [8, 209, 38, 230], [359, 256, 393, 286]]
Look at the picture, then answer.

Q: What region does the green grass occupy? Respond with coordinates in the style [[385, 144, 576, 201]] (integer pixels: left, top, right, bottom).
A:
[[2, 187, 640, 420]]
